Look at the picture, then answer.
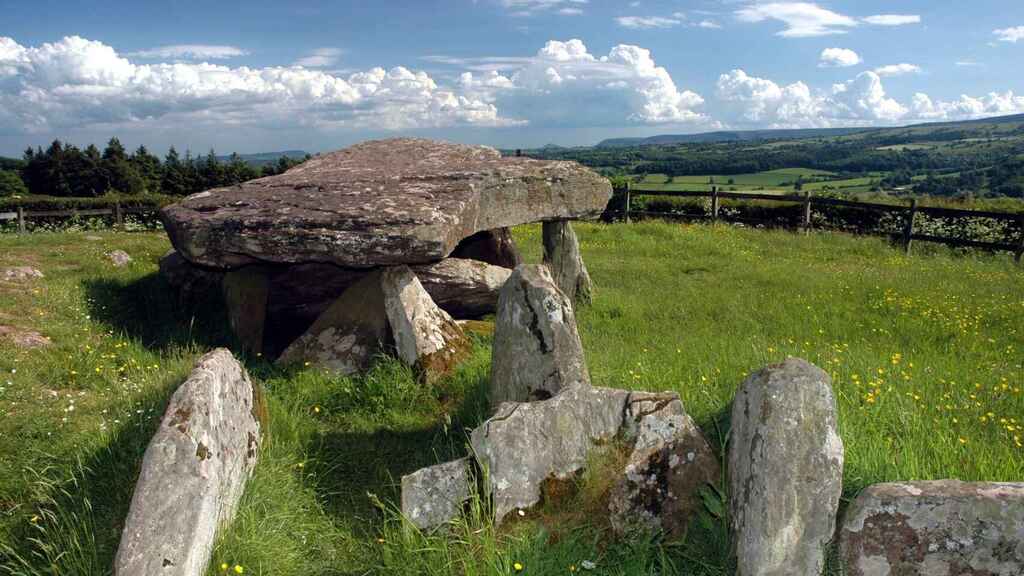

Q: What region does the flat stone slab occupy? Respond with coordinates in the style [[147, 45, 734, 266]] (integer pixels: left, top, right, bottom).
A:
[[114, 349, 263, 576], [2, 266, 44, 281], [401, 457, 473, 531], [840, 480, 1024, 576], [161, 138, 611, 269], [0, 325, 51, 349]]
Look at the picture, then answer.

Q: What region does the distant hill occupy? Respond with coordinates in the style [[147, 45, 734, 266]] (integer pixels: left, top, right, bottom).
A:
[[217, 150, 309, 166], [595, 114, 1024, 148]]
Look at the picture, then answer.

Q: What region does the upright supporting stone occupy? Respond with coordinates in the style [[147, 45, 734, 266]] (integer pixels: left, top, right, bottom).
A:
[[114, 349, 263, 576], [542, 220, 593, 304], [222, 267, 269, 355], [729, 358, 844, 576], [490, 264, 589, 407]]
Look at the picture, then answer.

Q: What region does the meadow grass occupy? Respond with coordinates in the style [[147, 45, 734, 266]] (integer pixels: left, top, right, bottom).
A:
[[1, 222, 1022, 575]]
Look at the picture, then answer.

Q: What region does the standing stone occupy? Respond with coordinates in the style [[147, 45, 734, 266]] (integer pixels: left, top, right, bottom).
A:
[[412, 258, 511, 319], [106, 250, 133, 267], [451, 228, 522, 269], [542, 220, 592, 304], [401, 457, 473, 531], [839, 481, 1024, 576], [277, 270, 392, 375], [490, 264, 589, 407], [471, 382, 630, 523], [729, 358, 844, 576], [381, 266, 471, 383], [609, 392, 721, 539], [222, 267, 269, 356], [114, 349, 263, 576]]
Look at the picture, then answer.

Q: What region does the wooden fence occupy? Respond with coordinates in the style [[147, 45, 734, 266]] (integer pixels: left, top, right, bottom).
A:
[[0, 202, 160, 233], [619, 186, 1024, 263]]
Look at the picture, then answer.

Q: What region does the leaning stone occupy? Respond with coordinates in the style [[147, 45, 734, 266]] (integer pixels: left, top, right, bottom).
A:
[[839, 480, 1024, 576], [2, 266, 44, 281], [470, 382, 629, 523], [0, 325, 51, 349], [276, 270, 392, 375], [609, 392, 720, 539], [222, 267, 269, 356], [412, 258, 511, 319], [161, 138, 611, 269], [381, 266, 471, 383], [542, 220, 592, 303], [728, 358, 844, 576], [490, 264, 589, 406], [401, 457, 473, 531], [114, 348, 262, 576], [451, 228, 522, 269], [106, 250, 132, 267]]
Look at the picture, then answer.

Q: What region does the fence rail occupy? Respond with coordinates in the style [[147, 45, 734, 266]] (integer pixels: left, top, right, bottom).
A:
[[620, 186, 1024, 262], [0, 203, 159, 232]]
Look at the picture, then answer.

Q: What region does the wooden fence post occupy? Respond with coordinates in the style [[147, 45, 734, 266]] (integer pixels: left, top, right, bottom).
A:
[[624, 183, 631, 224], [902, 198, 918, 255], [802, 190, 812, 233], [16, 206, 25, 234], [711, 186, 720, 223], [115, 201, 123, 229]]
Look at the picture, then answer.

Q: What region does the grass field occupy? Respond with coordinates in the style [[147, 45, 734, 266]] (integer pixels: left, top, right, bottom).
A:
[[633, 170, 878, 195], [1, 223, 1022, 575]]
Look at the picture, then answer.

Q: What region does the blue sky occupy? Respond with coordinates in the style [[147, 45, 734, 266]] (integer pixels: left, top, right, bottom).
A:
[[1, 0, 1023, 155]]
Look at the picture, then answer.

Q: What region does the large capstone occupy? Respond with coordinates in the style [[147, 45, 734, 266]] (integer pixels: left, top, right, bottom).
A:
[[490, 264, 589, 407], [839, 481, 1024, 576], [160, 138, 611, 269], [400, 457, 473, 531], [728, 358, 844, 576], [114, 349, 263, 576], [542, 220, 592, 303]]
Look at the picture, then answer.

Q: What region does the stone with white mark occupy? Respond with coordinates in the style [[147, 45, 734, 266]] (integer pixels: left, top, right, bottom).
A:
[[401, 458, 473, 530], [114, 348, 263, 576], [728, 358, 844, 576]]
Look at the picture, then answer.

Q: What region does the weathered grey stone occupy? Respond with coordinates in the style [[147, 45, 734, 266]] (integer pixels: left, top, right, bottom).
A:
[[0, 325, 51, 349], [106, 250, 132, 267], [451, 228, 522, 269], [278, 266, 470, 382], [381, 266, 471, 383], [413, 258, 511, 319], [471, 382, 630, 522], [1, 266, 43, 281], [277, 269, 392, 375], [161, 138, 611, 269], [400, 457, 473, 530], [222, 267, 269, 355], [159, 250, 223, 301], [114, 348, 262, 576], [839, 481, 1024, 576], [542, 220, 592, 303], [728, 358, 844, 576], [609, 392, 720, 539], [490, 264, 589, 407]]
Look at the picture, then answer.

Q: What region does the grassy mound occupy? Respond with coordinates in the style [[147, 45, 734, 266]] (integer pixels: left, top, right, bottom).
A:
[[1, 222, 1021, 575]]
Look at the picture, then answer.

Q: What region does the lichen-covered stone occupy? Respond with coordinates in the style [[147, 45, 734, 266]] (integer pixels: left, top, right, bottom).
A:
[[490, 264, 589, 407], [471, 382, 630, 522], [401, 458, 473, 530], [451, 228, 522, 269], [839, 480, 1024, 576], [412, 258, 511, 319], [381, 266, 471, 383], [114, 348, 262, 576], [609, 392, 720, 539], [729, 358, 844, 576], [221, 267, 269, 355], [1, 266, 44, 281], [161, 138, 611, 269], [0, 325, 51, 349], [106, 249, 132, 267], [542, 220, 592, 303]]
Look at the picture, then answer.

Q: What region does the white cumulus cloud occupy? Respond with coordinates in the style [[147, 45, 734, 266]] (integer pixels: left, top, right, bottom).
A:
[[873, 63, 921, 77], [863, 14, 921, 26], [735, 2, 857, 38], [993, 26, 1024, 43], [819, 48, 861, 67], [126, 44, 248, 60]]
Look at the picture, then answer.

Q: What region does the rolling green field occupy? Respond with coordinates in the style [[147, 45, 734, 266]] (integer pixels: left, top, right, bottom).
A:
[[1, 224, 1022, 575], [633, 170, 881, 195]]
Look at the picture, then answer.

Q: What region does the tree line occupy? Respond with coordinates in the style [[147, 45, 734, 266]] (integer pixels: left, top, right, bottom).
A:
[[0, 138, 309, 198]]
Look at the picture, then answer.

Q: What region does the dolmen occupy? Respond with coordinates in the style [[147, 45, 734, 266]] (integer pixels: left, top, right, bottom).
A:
[[159, 138, 611, 380]]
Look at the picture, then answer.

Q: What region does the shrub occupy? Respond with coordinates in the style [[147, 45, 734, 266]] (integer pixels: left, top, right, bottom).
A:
[[0, 170, 28, 197]]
